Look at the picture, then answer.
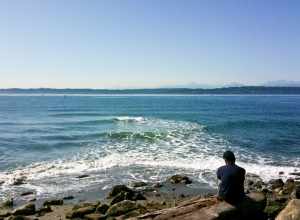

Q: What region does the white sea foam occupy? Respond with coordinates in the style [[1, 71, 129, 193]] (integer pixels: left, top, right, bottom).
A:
[[0, 117, 299, 199]]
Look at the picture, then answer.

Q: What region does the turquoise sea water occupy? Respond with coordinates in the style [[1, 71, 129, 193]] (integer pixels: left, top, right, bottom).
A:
[[0, 94, 299, 199]]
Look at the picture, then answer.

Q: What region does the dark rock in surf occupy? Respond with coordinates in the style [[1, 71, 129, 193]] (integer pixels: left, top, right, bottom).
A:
[[63, 196, 74, 200], [76, 174, 90, 179], [20, 192, 34, 197], [130, 181, 148, 188], [289, 172, 300, 176], [43, 199, 63, 206], [108, 185, 134, 198], [12, 176, 26, 186], [167, 175, 192, 184]]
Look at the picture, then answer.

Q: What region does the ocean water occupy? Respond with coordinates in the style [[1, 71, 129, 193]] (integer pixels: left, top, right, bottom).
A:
[[0, 94, 299, 200]]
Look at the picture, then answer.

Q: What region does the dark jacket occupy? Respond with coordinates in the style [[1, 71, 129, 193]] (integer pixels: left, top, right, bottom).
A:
[[217, 164, 245, 204]]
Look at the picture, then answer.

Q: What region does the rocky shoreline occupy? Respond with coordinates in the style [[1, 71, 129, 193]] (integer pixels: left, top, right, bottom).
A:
[[1, 172, 300, 220]]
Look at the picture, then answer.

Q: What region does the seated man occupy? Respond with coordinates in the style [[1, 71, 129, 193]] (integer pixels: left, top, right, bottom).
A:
[[217, 150, 245, 205]]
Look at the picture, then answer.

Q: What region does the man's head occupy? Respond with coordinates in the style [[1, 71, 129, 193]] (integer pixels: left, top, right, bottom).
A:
[[223, 151, 235, 165]]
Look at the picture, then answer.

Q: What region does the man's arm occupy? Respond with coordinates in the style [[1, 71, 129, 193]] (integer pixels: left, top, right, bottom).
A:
[[217, 167, 221, 180]]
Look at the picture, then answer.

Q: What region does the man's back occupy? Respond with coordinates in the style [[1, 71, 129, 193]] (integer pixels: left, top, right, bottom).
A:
[[217, 164, 245, 204]]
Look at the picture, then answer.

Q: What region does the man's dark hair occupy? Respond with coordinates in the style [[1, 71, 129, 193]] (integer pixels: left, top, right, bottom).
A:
[[223, 151, 235, 163]]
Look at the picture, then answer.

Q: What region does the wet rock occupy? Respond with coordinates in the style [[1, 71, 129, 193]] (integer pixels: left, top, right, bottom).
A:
[[43, 199, 63, 206], [153, 182, 163, 188], [12, 203, 35, 216], [167, 175, 192, 184], [276, 199, 300, 220], [1, 198, 13, 208], [20, 192, 34, 197], [269, 179, 284, 189], [77, 174, 90, 179], [7, 216, 33, 220], [111, 191, 133, 205], [36, 205, 52, 216], [12, 176, 26, 186], [279, 171, 284, 175], [111, 190, 146, 206], [63, 196, 74, 200], [130, 182, 148, 188], [96, 203, 109, 214], [84, 213, 107, 220], [66, 205, 96, 218], [106, 200, 138, 216], [108, 185, 134, 198], [289, 172, 300, 176]]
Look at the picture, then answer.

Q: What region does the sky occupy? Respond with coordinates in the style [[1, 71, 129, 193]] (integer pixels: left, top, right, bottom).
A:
[[0, 0, 299, 89]]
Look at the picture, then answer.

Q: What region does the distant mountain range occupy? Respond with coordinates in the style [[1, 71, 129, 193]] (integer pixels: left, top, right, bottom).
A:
[[1, 86, 300, 95], [163, 81, 300, 89]]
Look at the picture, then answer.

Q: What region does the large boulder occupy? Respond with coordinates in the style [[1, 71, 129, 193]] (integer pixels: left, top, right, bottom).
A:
[[276, 199, 300, 220], [12, 203, 35, 216], [133, 193, 266, 220]]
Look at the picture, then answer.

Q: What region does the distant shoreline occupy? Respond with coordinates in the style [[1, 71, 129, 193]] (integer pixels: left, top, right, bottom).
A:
[[1, 86, 300, 95]]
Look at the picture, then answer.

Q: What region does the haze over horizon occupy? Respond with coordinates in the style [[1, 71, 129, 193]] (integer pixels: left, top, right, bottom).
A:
[[0, 0, 299, 89]]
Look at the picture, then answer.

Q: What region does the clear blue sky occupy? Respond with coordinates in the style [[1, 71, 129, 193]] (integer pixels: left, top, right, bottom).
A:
[[0, 0, 299, 88]]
